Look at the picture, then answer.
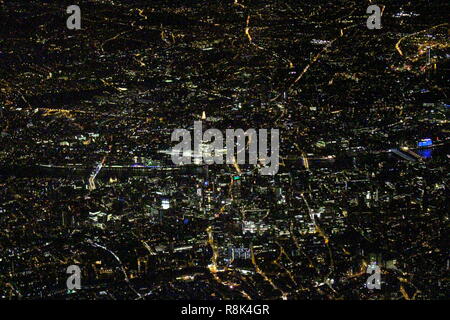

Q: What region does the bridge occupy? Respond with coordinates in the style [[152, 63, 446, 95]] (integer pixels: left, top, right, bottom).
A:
[[389, 148, 417, 162]]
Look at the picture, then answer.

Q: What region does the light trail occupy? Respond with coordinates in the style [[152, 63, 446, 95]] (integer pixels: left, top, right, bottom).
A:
[[101, 30, 131, 52], [244, 15, 252, 43], [289, 221, 317, 272], [232, 156, 242, 175], [86, 240, 143, 299], [206, 226, 219, 274], [271, 23, 359, 102], [233, 0, 246, 9], [395, 23, 448, 58], [273, 242, 299, 287], [206, 226, 251, 299], [250, 244, 286, 296]]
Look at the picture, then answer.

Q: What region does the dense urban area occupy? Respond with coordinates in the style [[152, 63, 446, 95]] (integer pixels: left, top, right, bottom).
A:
[[0, 0, 448, 300]]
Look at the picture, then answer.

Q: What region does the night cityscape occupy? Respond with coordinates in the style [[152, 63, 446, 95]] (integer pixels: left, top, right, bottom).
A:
[[0, 0, 449, 304]]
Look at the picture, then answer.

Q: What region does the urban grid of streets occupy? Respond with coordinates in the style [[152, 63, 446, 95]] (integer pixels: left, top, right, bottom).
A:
[[0, 0, 448, 300]]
